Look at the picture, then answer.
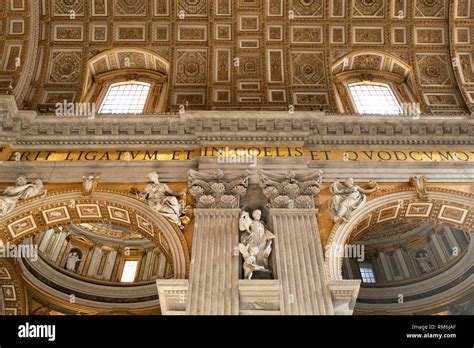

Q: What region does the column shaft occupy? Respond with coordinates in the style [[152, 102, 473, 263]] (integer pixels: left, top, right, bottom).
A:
[[186, 209, 240, 315], [270, 209, 334, 315]]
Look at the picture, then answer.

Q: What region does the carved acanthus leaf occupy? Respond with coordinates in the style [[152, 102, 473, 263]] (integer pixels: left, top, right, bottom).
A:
[[259, 170, 323, 209], [189, 169, 250, 209]]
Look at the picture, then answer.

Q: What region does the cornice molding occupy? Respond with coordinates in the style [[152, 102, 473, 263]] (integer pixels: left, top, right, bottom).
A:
[[1, 97, 474, 146]]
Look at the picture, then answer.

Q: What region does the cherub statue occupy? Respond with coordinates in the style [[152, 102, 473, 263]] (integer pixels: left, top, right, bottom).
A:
[[329, 178, 379, 223], [0, 176, 47, 217], [139, 172, 187, 229], [238, 244, 265, 280], [238, 209, 275, 277]]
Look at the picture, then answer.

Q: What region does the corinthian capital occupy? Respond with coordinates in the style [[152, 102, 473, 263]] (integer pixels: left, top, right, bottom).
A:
[[188, 169, 250, 209], [259, 170, 323, 209]]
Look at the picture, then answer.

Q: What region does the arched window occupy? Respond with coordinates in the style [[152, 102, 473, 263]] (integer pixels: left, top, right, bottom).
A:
[[99, 81, 151, 114], [348, 82, 402, 115], [81, 48, 170, 114], [331, 51, 424, 115]]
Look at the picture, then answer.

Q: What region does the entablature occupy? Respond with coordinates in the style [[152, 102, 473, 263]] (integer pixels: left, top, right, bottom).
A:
[[1, 96, 474, 147]]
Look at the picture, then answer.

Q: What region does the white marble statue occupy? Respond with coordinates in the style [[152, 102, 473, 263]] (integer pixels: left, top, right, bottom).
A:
[[238, 210, 275, 278], [238, 243, 265, 280], [415, 250, 433, 274], [66, 251, 82, 272], [82, 175, 99, 196], [0, 176, 47, 217], [329, 178, 378, 223], [140, 172, 187, 229], [410, 175, 428, 200]]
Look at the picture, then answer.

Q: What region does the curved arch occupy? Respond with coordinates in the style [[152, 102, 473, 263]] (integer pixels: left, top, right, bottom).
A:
[[325, 188, 474, 281], [0, 258, 25, 315], [12, 0, 40, 107], [331, 49, 425, 113], [0, 191, 189, 279], [82, 47, 170, 88], [332, 49, 414, 76], [80, 48, 170, 112], [449, 1, 474, 112]]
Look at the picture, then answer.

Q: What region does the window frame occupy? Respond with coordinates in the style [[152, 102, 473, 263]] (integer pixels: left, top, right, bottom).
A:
[[120, 259, 139, 283], [358, 262, 377, 284], [99, 81, 152, 114], [116, 247, 142, 283], [333, 70, 422, 115], [85, 69, 168, 114], [347, 81, 403, 115]]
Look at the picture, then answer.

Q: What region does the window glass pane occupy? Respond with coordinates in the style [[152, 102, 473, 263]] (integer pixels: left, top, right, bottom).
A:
[[359, 263, 376, 284], [120, 260, 138, 283], [349, 83, 402, 115], [99, 82, 151, 114]]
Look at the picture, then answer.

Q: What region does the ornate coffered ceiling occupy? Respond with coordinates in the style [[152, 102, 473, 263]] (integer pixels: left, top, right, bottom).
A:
[[0, 0, 38, 102], [1, 0, 473, 113]]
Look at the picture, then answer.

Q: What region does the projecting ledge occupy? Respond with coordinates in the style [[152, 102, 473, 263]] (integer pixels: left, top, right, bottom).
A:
[[329, 279, 361, 315], [156, 279, 189, 316], [239, 280, 281, 316]]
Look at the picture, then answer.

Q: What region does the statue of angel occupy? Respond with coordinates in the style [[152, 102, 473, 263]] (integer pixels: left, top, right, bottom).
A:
[[238, 243, 265, 280], [140, 172, 187, 229], [238, 210, 275, 276], [0, 177, 47, 217], [329, 178, 379, 223]]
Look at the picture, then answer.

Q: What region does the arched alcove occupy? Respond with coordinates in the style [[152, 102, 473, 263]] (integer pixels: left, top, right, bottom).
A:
[[325, 187, 473, 282], [0, 191, 189, 279]]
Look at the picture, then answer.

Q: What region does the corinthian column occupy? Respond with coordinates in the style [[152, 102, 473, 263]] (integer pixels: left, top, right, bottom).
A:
[[260, 170, 334, 315], [186, 169, 250, 315]]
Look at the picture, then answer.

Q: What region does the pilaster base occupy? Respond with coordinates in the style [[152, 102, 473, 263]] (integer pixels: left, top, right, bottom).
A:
[[156, 280, 189, 315], [239, 280, 280, 315], [329, 279, 361, 315]]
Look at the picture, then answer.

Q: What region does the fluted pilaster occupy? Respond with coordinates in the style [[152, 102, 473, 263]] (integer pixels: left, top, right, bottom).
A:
[[270, 208, 334, 315], [186, 209, 241, 315], [185, 169, 250, 315]]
